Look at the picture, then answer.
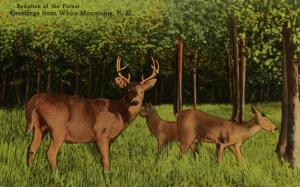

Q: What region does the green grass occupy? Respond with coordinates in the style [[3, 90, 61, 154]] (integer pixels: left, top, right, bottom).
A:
[[0, 103, 300, 187]]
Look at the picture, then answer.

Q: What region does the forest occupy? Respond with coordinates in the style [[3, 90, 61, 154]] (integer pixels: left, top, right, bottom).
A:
[[0, 0, 299, 106]]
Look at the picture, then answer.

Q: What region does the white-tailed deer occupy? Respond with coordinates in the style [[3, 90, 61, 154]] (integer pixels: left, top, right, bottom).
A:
[[25, 56, 159, 173], [177, 106, 277, 162], [140, 103, 199, 156]]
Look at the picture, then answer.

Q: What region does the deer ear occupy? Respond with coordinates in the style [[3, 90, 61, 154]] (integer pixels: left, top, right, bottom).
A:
[[251, 106, 260, 115], [142, 79, 157, 91], [115, 77, 128, 89]]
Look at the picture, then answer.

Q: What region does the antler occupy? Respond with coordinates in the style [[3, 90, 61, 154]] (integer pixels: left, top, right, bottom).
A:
[[141, 57, 160, 84], [116, 56, 131, 84]]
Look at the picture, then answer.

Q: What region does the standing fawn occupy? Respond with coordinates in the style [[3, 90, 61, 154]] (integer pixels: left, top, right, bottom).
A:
[[177, 106, 277, 162], [139, 103, 199, 156], [25, 56, 159, 173]]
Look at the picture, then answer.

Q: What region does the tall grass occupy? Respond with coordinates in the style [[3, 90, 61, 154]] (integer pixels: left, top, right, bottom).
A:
[[0, 103, 299, 186]]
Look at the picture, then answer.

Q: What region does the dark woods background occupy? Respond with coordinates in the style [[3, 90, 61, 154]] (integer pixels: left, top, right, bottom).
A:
[[0, 0, 299, 106]]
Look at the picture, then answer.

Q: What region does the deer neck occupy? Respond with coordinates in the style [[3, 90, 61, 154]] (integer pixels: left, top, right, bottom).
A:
[[119, 97, 142, 124], [243, 118, 262, 139], [146, 113, 160, 136]]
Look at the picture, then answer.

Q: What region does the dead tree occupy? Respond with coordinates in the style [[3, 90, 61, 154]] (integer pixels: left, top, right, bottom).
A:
[[277, 22, 300, 167], [230, 16, 240, 122], [174, 37, 183, 115], [192, 48, 198, 109], [238, 37, 246, 123], [276, 22, 289, 158]]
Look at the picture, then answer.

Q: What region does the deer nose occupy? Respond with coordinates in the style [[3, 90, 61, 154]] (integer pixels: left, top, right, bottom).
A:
[[130, 99, 139, 106], [275, 127, 278, 131]]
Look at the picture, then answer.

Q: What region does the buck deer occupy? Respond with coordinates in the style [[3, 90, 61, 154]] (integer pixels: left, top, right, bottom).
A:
[[139, 103, 199, 156], [25, 56, 159, 173], [177, 106, 277, 162]]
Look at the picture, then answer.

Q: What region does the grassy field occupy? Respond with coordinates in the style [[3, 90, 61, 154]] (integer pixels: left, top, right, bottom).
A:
[[0, 103, 300, 187]]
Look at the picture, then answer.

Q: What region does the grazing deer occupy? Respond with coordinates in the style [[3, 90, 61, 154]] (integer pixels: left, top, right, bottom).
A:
[[25, 56, 159, 173], [177, 106, 277, 162], [139, 103, 199, 156]]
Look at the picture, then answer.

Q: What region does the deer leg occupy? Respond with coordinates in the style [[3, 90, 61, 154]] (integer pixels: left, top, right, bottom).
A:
[[190, 140, 199, 158], [228, 145, 240, 161], [27, 127, 45, 167], [47, 130, 66, 173], [157, 136, 167, 153], [180, 135, 197, 155], [235, 143, 243, 161], [96, 138, 110, 174], [216, 144, 225, 163]]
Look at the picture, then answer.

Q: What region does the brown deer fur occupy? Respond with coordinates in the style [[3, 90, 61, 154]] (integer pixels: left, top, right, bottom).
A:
[[25, 56, 159, 173], [177, 106, 277, 162], [139, 103, 199, 156]]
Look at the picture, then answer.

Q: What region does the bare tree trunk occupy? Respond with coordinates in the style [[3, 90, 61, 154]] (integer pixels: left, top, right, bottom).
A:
[[231, 15, 240, 122], [100, 62, 106, 98], [154, 83, 158, 105], [46, 67, 51, 92], [1, 66, 7, 105], [176, 37, 183, 114], [36, 58, 41, 94], [24, 64, 29, 100], [227, 50, 233, 104], [277, 22, 289, 158], [73, 63, 79, 95], [192, 48, 198, 109], [59, 78, 64, 93], [13, 70, 21, 105], [173, 51, 178, 115], [88, 64, 92, 97], [94, 62, 99, 96], [238, 37, 246, 123], [285, 23, 300, 168], [159, 77, 164, 104]]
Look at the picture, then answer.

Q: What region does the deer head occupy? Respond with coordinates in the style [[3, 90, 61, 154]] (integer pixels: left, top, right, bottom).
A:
[[251, 106, 277, 133], [139, 103, 156, 117], [115, 56, 159, 106]]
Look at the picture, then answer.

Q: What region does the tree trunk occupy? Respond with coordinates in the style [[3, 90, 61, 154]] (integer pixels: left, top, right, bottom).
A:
[[1, 66, 7, 105], [176, 37, 183, 114], [285, 24, 300, 168], [192, 48, 198, 109], [73, 63, 79, 95], [59, 78, 64, 93], [238, 37, 246, 123], [24, 64, 29, 100], [46, 67, 51, 92], [276, 22, 289, 158], [13, 70, 21, 105], [227, 50, 233, 105], [36, 58, 41, 94], [154, 83, 158, 105], [100, 62, 106, 98], [231, 15, 240, 122], [88, 64, 92, 97], [173, 51, 178, 115], [94, 62, 99, 96], [159, 77, 164, 104]]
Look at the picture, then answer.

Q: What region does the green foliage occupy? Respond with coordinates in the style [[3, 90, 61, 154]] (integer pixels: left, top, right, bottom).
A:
[[0, 0, 299, 104], [0, 103, 299, 186]]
